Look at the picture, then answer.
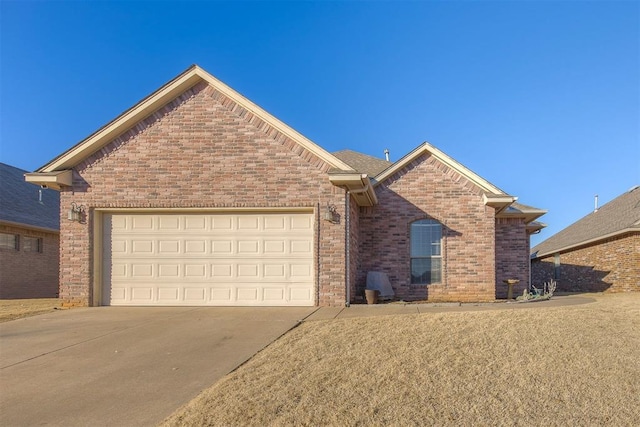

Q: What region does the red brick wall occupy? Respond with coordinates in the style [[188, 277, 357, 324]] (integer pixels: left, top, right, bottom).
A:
[[59, 81, 347, 307], [358, 153, 496, 302], [0, 224, 59, 299], [532, 232, 639, 293], [495, 218, 530, 298]]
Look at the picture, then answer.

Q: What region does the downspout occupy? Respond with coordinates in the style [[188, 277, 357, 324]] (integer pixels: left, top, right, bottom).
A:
[[345, 192, 350, 307], [344, 182, 372, 307]]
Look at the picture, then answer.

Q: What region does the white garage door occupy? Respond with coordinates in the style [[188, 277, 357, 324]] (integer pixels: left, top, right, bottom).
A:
[[102, 212, 315, 306]]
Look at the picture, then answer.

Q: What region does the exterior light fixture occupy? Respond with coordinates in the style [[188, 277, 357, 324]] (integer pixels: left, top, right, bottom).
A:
[[68, 202, 85, 222], [324, 205, 338, 223]]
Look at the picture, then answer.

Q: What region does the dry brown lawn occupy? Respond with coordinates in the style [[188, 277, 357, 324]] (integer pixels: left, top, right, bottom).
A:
[[0, 298, 62, 322], [162, 293, 640, 426]]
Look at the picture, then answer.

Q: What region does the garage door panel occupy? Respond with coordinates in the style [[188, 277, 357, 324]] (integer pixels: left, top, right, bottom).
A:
[[158, 264, 180, 277], [238, 216, 259, 230], [131, 263, 153, 278], [264, 216, 286, 230], [186, 264, 208, 277], [291, 215, 312, 230], [158, 216, 180, 230], [104, 212, 314, 306], [211, 288, 232, 302], [237, 264, 259, 277], [185, 216, 207, 230], [290, 287, 313, 302], [130, 287, 153, 301], [159, 240, 180, 254], [264, 288, 285, 301], [236, 287, 259, 302], [291, 240, 312, 254], [185, 240, 207, 254], [158, 288, 179, 301], [132, 216, 154, 230], [212, 216, 233, 230], [212, 240, 232, 254], [238, 240, 259, 254], [184, 287, 206, 301], [211, 264, 232, 277], [264, 264, 285, 278]]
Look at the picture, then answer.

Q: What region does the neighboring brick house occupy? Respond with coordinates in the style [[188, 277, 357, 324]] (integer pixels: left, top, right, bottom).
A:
[[1, 163, 60, 298], [531, 186, 639, 293], [25, 65, 545, 307]]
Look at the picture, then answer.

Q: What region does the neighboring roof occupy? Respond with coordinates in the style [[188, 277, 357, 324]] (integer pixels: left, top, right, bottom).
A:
[[532, 185, 640, 258], [332, 150, 392, 177], [0, 163, 60, 232], [29, 64, 353, 175]]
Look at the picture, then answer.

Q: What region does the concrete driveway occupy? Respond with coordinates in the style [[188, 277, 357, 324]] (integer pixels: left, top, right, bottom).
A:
[[0, 306, 316, 427]]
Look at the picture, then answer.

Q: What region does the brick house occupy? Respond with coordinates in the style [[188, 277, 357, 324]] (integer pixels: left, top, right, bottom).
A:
[[531, 186, 639, 293], [25, 65, 545, 307], [1, 163, 60, 299]]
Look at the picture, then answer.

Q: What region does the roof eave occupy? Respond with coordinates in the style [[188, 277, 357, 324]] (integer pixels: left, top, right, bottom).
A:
[[0, 219, 59, 234], [24, 170, 73, 191], [526, 221, 547, 234], [483, 194, 517, 214], [532, 227, 640, 259], [496, 208, 548, 224], [329, 173, 378, 206]]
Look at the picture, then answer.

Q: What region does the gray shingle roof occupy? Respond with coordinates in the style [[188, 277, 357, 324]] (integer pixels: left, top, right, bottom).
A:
[[332, 150, 392, 177], [0, 163, 60, 231], [532, 185, 640, 257]]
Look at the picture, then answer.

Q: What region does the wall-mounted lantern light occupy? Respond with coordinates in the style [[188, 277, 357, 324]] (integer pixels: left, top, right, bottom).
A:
[[68, 202, 85, 222], [324, 205, 339, 223]]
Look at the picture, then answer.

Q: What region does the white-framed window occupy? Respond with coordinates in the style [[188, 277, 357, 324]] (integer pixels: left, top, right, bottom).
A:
[[0, 233, 18, 250], [410, 219, 442, 284], [22, 236, 43, 253]]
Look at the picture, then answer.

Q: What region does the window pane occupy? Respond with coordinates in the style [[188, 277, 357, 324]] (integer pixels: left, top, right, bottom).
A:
[[411, 258, 442, 284], [410, 229, 427, 256], [411, 219, 442, 256], [411, 258, 431, 284], [430, 258, 442, 283], [410, 220, 443, 284], [23, 237, 42, 253], [0, 233, 17, 250]]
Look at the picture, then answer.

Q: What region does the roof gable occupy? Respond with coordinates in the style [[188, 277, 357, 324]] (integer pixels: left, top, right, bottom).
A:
[[0, 163, 60, 231], [374, 142, 507, 195], [532, 185, 640, 257], [33, 65, 353, 174]]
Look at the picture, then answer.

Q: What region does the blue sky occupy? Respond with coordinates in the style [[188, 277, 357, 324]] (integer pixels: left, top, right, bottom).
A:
[[1, 1, 638, 247]]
